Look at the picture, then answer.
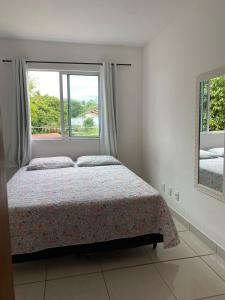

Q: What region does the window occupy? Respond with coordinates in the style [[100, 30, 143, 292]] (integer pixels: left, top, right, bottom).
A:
[[200, 75, 225, 132], [28, 70, 100, 139]]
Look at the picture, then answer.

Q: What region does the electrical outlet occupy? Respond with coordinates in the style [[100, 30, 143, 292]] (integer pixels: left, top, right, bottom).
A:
[[168, 186, 172, 196], [161, 183, 166, 192], [174, 191, 179, 201]]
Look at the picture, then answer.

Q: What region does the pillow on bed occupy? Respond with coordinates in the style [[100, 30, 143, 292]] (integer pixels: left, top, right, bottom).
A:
[[77, 155, 121, 167], [200, 149, 218, 159], [208, 147, 224, 157], [27, 156, 74, 170]]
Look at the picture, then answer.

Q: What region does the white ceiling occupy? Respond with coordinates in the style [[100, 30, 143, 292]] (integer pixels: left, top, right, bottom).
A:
[[0, 0, 193, 46]]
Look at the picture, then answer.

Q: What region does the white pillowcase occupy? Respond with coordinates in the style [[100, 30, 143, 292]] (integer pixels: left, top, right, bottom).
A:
[[27, 156, 74, 170], [200, 149, 218, 159], [77, 155, 121, 167], [208, 147, 224, 157]]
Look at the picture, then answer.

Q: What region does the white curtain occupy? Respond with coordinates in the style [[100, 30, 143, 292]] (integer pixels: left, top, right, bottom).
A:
[[100, 62, 118, 157], [12, 58, 31, 167]]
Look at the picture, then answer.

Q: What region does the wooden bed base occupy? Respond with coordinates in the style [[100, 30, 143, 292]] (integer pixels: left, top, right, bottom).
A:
[[12, 233, 163, 263]]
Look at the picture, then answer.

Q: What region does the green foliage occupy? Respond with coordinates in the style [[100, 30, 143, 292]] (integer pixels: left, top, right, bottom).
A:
[[73, 128, 99, 137], [71, 100, 83, 118], [70, 99, 97, 118], [209, 76, 225, 131], [83, 117, 94, 128], [29, 78, 99, 137], [84, 100, 98, 112], [30, 94, 61, 133]]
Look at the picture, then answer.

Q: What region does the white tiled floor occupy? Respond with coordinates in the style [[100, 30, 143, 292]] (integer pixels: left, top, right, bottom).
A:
[[45, 273, 108, 300], [104, 264, 175, 300], [13, 261, 46, 285], [100, 247, 151, 270], [46, 254, 101, 280], [202, 254, 225, 281], [155, 257, 225, 300], [145, 240, 197, 262], [13, 217, 225, 300], [14, 282, 45, 300]]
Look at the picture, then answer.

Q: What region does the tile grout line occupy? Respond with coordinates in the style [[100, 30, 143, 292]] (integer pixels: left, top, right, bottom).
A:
[[152, 263, 178, 300], [46, 270, 101, 282], [196, 292, 225, 299], [101, 271, 111, 300], [99, 255, 202, 274], [14, 280, 45, 287], [43, 280, 47, 300], [43, 262, 47, 300]]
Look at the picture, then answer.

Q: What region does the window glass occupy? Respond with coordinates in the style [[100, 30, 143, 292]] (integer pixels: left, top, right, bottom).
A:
[[65, 74, 99, 137], [28, 70, 99, 139], [200, 76, 225, 132], [28, 71, 61, 139]]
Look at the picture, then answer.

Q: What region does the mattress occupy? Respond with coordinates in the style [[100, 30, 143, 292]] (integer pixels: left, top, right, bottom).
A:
[[199, 157, 224, 192], [7, 164, 179, 255]]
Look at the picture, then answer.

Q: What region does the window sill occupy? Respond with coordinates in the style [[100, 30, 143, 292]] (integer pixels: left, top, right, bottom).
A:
[[32, 137, 100, 141]]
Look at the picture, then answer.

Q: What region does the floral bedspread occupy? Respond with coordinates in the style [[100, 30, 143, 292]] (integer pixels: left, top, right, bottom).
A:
[[7, 165, 179, 255]]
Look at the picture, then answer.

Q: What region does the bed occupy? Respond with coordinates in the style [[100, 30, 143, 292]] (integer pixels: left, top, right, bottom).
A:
[[7, 159, 179, 258], [199, 157, 224, 192]]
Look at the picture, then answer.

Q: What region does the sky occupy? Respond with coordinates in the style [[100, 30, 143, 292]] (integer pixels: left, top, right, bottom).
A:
[[28, 71, 98, 101]]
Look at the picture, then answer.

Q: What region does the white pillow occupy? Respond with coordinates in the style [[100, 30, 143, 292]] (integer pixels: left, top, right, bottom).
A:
[[27, 156, 74, 170], [208, 148, 224, 157], [77, 155, 121, 167], [199, 149, 218, 159]]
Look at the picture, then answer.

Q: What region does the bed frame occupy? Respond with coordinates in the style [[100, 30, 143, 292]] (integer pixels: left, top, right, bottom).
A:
[[12, 233, 163, 263]]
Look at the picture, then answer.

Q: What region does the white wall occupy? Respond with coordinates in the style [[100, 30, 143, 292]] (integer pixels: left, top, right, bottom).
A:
[[0, 39, 142, 175], [142, 0, 225, 248]]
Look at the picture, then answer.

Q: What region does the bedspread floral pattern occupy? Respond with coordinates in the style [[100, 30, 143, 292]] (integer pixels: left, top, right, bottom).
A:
[[7, 165, 179, 255]]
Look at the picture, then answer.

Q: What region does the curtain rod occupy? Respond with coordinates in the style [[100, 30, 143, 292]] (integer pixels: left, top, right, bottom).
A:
[[2, 59, 131, 66]]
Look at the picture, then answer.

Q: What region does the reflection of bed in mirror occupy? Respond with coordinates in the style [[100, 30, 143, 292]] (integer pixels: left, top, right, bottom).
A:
[[196, 68, 225, 200], [199, 148, 224, 192]]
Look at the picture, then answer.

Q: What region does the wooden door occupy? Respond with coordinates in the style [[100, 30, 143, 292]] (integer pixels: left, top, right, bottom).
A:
[[0, 110, 14, 300]]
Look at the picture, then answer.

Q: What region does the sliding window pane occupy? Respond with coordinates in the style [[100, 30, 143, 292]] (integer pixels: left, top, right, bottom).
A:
[[28, 71, 61, 139], [200, 80, 209, 132], [65, 74, 99, 137]]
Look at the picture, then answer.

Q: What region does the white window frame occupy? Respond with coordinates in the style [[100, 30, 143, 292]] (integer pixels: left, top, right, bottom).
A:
[[28, 67, 100, 140], [59, 71, 100, 140]]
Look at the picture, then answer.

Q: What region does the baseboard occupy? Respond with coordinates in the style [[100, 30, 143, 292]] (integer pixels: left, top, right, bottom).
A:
[[169, 206, 225, 257]]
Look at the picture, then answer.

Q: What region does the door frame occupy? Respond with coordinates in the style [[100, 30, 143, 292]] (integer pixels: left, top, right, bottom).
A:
[[0, 109, 14, 300]]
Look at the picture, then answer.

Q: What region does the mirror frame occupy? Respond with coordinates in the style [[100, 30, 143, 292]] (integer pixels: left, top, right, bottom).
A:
[[195, 66, 225, 202]]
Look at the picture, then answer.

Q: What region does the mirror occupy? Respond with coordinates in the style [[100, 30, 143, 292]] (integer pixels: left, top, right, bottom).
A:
[[196, 68, 225, 200]]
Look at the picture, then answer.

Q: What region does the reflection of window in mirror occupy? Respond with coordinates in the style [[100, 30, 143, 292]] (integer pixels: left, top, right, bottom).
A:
[[200, 77, 225, 133], [198, 74, 225, 195]]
